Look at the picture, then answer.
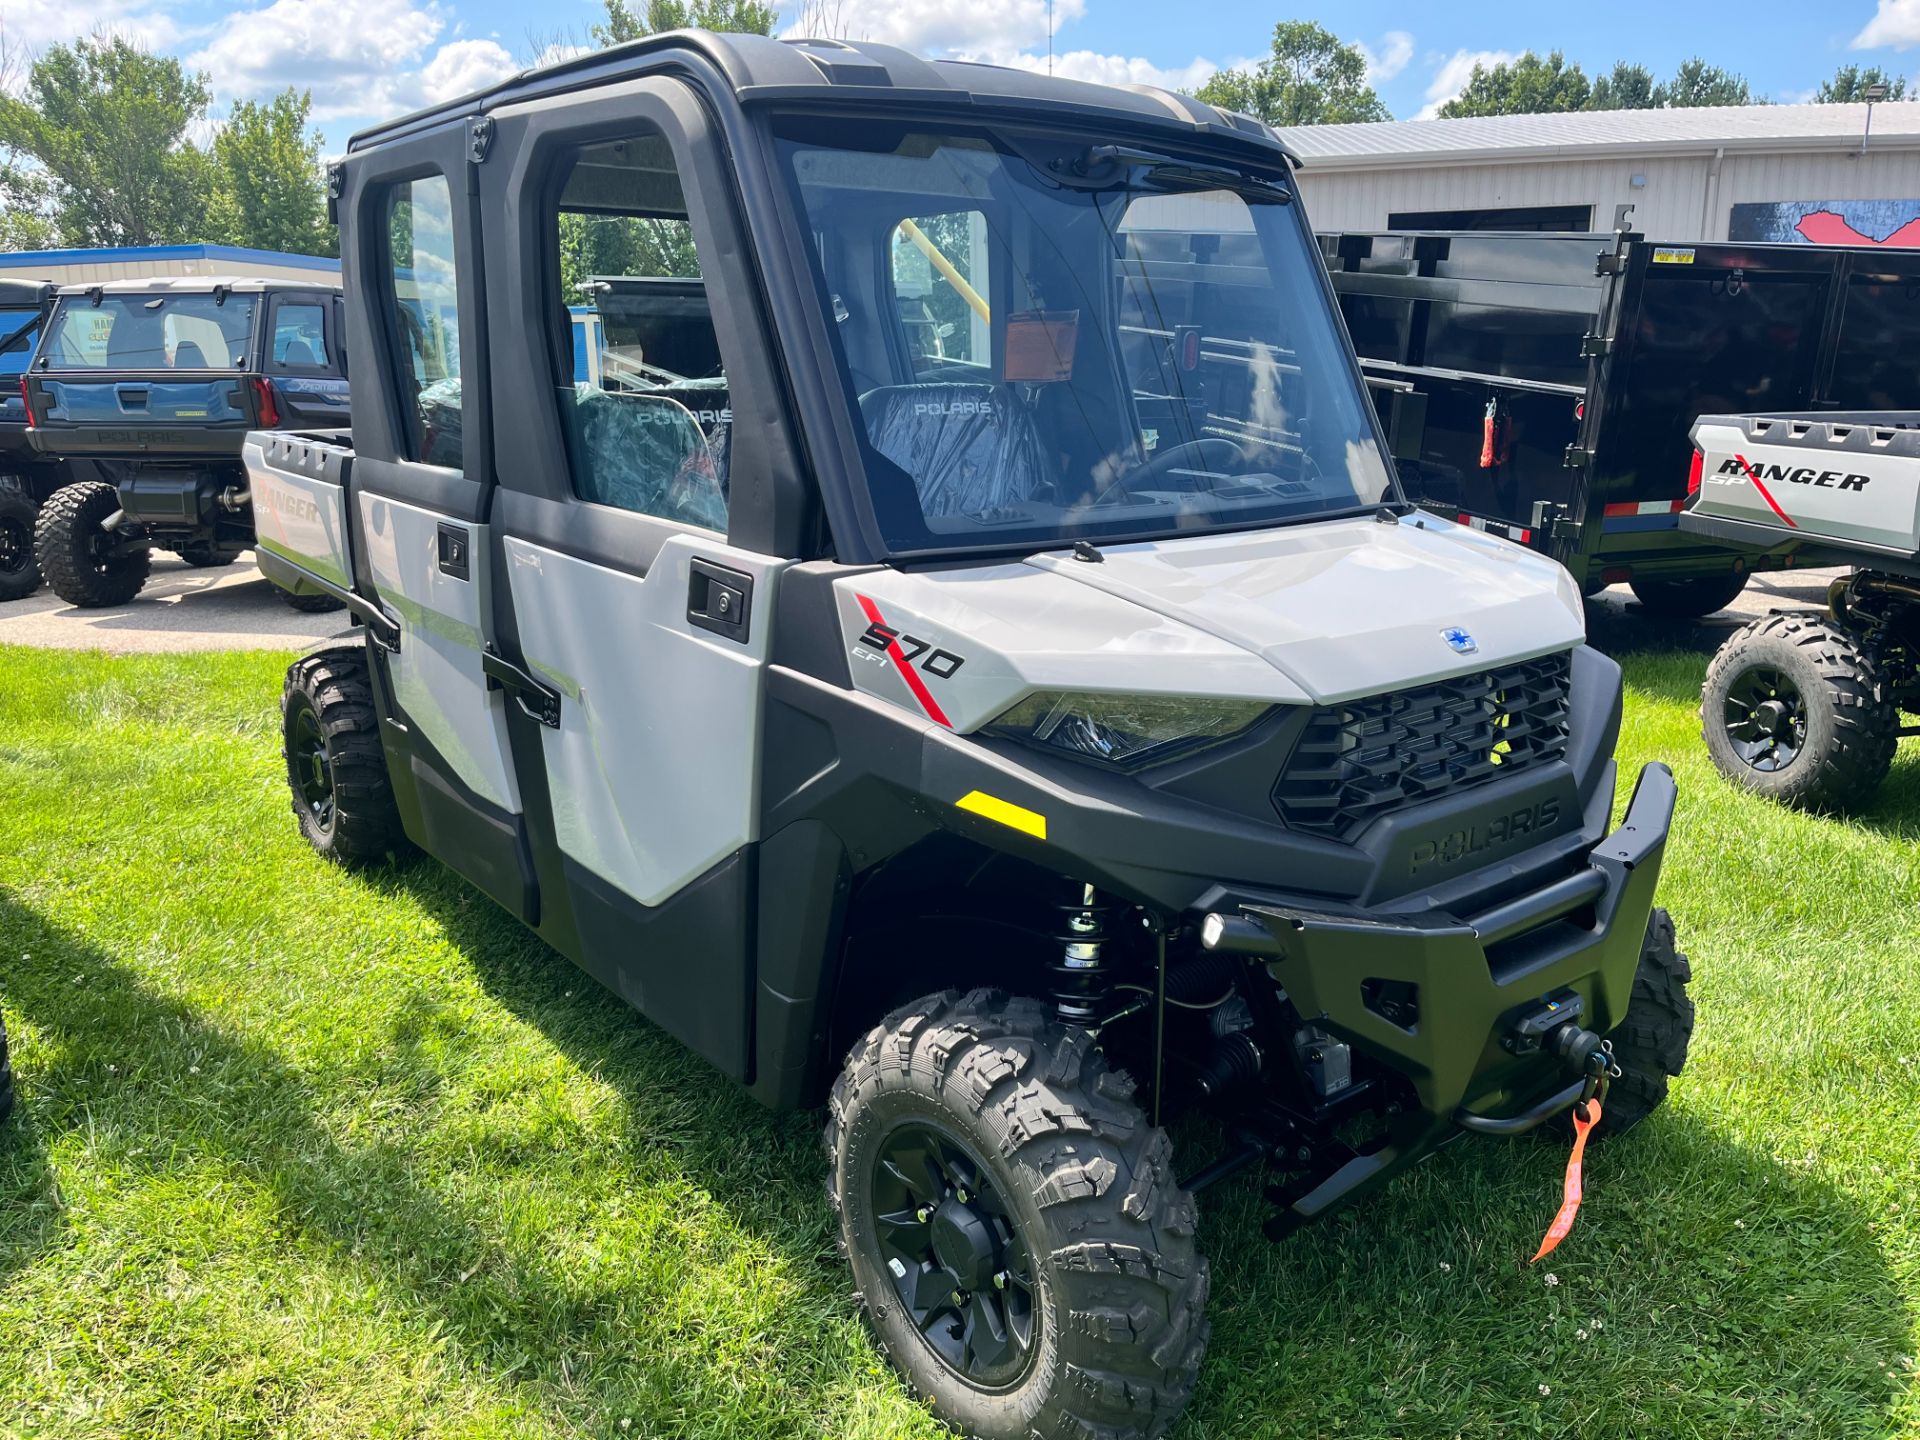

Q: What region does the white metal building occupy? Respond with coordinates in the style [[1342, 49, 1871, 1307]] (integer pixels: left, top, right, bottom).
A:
[[0, 243, 339, 286], [1277, 102, 1920, 245]]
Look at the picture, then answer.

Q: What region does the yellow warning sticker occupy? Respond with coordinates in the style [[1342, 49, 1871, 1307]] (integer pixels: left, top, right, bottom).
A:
[[1652, 247, 1695, 265], [956, 790, 1047, 840]]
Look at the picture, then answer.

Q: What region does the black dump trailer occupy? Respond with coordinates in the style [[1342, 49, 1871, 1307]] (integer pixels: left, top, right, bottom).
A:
[[1320, 226, 1920, 616]]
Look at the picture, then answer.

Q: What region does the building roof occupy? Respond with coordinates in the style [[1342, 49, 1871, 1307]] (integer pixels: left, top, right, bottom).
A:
[[0, 244, 340, 273], [51, 275, 339, 296], [1277, 102, 1920, 169]]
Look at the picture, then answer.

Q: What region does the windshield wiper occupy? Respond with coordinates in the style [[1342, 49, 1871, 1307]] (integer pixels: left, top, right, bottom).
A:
[[1051, 144, 1293, 204]]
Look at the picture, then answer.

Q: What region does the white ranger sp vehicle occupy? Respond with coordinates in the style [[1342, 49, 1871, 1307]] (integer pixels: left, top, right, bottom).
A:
[[250, 33, 1693, 1439], [1687, 411, 1920, 809]]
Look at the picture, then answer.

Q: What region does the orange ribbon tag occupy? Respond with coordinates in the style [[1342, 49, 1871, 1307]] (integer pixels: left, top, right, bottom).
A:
[[1531, 1099, 1600, 1263]]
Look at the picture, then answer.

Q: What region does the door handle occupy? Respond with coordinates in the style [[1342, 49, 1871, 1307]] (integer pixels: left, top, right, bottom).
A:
[[687, 557, 753, 643], [482, 648, 561, 728]]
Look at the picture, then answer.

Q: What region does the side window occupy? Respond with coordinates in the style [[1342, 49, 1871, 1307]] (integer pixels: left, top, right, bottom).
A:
[[546, 127, 729, 534], [0, 310, 39, 378], [272, 302, 331, 370], [888, 211, 990, 379], [382, 175, 463, 469]]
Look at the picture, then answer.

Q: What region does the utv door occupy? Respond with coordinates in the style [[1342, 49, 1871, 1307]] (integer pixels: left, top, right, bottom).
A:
[[475, 78, 800, 1079], [338, 122, 534, 919], [261, 291, 351, 431]]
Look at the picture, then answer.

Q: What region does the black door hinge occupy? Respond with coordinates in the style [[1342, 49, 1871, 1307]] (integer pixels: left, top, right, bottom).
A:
[[482, 647, 561, 728], [1564, 444, 1594, 470], [326, 163, 344, 225], [1531, 500, 1582, 543], [1580, 332, 1613, 358], [469, 117, 495, 165], [1595, 252, 1625, 277]]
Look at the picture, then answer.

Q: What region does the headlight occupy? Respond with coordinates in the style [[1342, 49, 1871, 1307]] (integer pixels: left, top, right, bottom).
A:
[[981, 691, 1270, 770]]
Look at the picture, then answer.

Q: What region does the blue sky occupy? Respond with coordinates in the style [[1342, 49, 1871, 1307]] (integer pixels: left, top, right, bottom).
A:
[[6, 0, 1920, 140]]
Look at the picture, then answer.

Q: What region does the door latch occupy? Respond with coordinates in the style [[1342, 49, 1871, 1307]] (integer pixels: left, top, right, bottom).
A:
[[482, 648, 561, 729], [687, 557, 753, 643]]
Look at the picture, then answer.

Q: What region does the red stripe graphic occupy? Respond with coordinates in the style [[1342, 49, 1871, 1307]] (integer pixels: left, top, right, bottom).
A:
[[1732, 453, 1799, 529], [855, 593, 953, 729]]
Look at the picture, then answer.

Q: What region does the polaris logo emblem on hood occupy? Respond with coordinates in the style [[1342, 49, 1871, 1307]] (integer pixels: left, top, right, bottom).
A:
[[1441, 627, 1477, 655]]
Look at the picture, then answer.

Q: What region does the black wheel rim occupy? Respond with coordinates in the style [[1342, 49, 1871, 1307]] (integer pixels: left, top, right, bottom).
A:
[[1724, 665, 1808, 772], [0, 516, 28, 576], [291, 701, 335, 834], [869, 1121, 1040, 1389]]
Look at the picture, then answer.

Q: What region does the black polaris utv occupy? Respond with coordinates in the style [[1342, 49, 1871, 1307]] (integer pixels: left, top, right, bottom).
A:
[[253, 33, 1694, 1439], [23, 276, 350, 608], [0, 276, 72, 601]]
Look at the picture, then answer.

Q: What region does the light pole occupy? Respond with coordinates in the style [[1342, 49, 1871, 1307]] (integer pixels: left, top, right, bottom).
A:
[[1862, 80, 1890, 157]]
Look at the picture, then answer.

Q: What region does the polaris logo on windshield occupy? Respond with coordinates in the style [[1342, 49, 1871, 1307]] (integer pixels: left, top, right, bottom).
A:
[[1409, 797, 1560, 876], [914, 400, 992, 418], [1712, 457, 1871, 491]]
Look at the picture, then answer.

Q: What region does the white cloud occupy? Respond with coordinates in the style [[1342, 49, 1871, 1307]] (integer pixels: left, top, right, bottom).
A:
[[1416, 47, 1516, 120], [1, 0, 184, 51], [187, 0, 444, 117], [419, 36, 518, 102], [1000, 48, 1220, 92], [1357, 30, 1414, 85], [1855, 0, 1920, 48]]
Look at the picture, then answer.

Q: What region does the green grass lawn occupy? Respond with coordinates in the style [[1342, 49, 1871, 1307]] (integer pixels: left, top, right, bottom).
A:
[[1, 641, 1916, 1439]]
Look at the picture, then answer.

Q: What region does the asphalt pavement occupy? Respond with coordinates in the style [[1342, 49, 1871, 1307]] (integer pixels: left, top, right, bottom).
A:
[[0, 548, 1849, 657], [0, 550, 343, 653]]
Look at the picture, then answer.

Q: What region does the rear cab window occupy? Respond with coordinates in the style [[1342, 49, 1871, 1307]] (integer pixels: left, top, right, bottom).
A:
[[271, 301, 332, 370], [45, 294, 256, 370]]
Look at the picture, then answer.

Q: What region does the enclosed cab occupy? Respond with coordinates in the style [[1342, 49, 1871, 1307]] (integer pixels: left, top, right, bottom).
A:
[[252, 34, 1693, 1440], [0, 277, 65, 600], [23, 276, 349, 607]]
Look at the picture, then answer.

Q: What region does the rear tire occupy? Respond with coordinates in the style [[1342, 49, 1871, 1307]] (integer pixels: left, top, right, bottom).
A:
[[1701, 612, 1898, 810], [169, 540, 236, 568], [34, 481, 149, 608], [0, 1011, 14, 1125], [1628, 570, 1748, 619], [282, 648, 409, 866], [0, 486, 41, 601], [1584, 908, 1693, 1137], [828, 989, 1208, 1440], [280, 588, 346, 614]]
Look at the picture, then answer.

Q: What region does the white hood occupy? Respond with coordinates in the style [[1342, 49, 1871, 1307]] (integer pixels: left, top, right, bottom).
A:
[[832, 516, 1586, 732], [1023, 516, 1584, 704]]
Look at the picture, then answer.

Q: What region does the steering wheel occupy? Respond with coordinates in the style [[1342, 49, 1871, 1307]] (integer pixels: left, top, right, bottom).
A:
[[1090, 436, 1247, 507]]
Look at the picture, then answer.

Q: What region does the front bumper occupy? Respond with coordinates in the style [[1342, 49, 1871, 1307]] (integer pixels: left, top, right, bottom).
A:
[[1229, 762, 1674, 1230]]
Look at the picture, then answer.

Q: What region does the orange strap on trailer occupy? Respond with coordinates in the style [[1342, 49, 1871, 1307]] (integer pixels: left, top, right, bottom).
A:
[[1531, 1098, 1600, 1263]]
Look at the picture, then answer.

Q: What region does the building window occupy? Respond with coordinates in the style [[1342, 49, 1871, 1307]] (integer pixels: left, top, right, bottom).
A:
[[1388, 205, 1594, 234]]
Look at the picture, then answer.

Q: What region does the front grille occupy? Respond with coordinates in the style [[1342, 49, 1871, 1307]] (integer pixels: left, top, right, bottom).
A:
[[1272, 652, 1573, 841]]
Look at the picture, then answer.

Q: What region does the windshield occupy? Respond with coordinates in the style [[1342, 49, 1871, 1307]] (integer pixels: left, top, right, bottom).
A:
[[45, 293, 256, 370], [773, 117, 1396, 557]]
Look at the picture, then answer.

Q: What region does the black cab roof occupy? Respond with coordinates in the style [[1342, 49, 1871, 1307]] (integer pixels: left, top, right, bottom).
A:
[[349, 30, 1292, 163]]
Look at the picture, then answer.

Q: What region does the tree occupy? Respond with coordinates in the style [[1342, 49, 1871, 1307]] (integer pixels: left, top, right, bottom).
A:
[[1192, 21, 1389, 126], [0, 33, 54, 251], [1655, 57, 1755, 108], [0, 36, 214, 247], [1587, 61, 1658, 111], [211, 90, 334, 257], [1438, 51, 1591, 118], [1816, 65, 1909, 102], [592, 0, 776, 46]]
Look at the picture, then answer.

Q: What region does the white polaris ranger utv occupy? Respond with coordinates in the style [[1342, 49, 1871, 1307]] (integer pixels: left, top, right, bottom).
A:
[[253, 33, 1693, 1439]]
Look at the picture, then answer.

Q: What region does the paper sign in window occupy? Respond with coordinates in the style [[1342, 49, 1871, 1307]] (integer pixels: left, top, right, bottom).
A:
[[1003, 311, 1078, 383]]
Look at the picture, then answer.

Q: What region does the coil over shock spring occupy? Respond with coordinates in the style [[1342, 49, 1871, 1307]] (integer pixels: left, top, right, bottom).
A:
[[1051, 881, 1125, 1026]]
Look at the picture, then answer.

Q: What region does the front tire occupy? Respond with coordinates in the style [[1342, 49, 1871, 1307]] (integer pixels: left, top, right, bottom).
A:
[[0, 486, 41, 601], [1701, 612, 1898, 810], [34, 481, 149, 608], [1586, 908, 1693, 1136], [1630, 570, 1748, 619], [282, 648, 409, 866], [828, 989, 1208, 1440]]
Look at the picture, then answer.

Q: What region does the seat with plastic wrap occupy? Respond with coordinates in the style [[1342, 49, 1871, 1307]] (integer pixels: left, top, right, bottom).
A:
[[571, 385, 729, 532], [857, 382, 1050, 519]]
